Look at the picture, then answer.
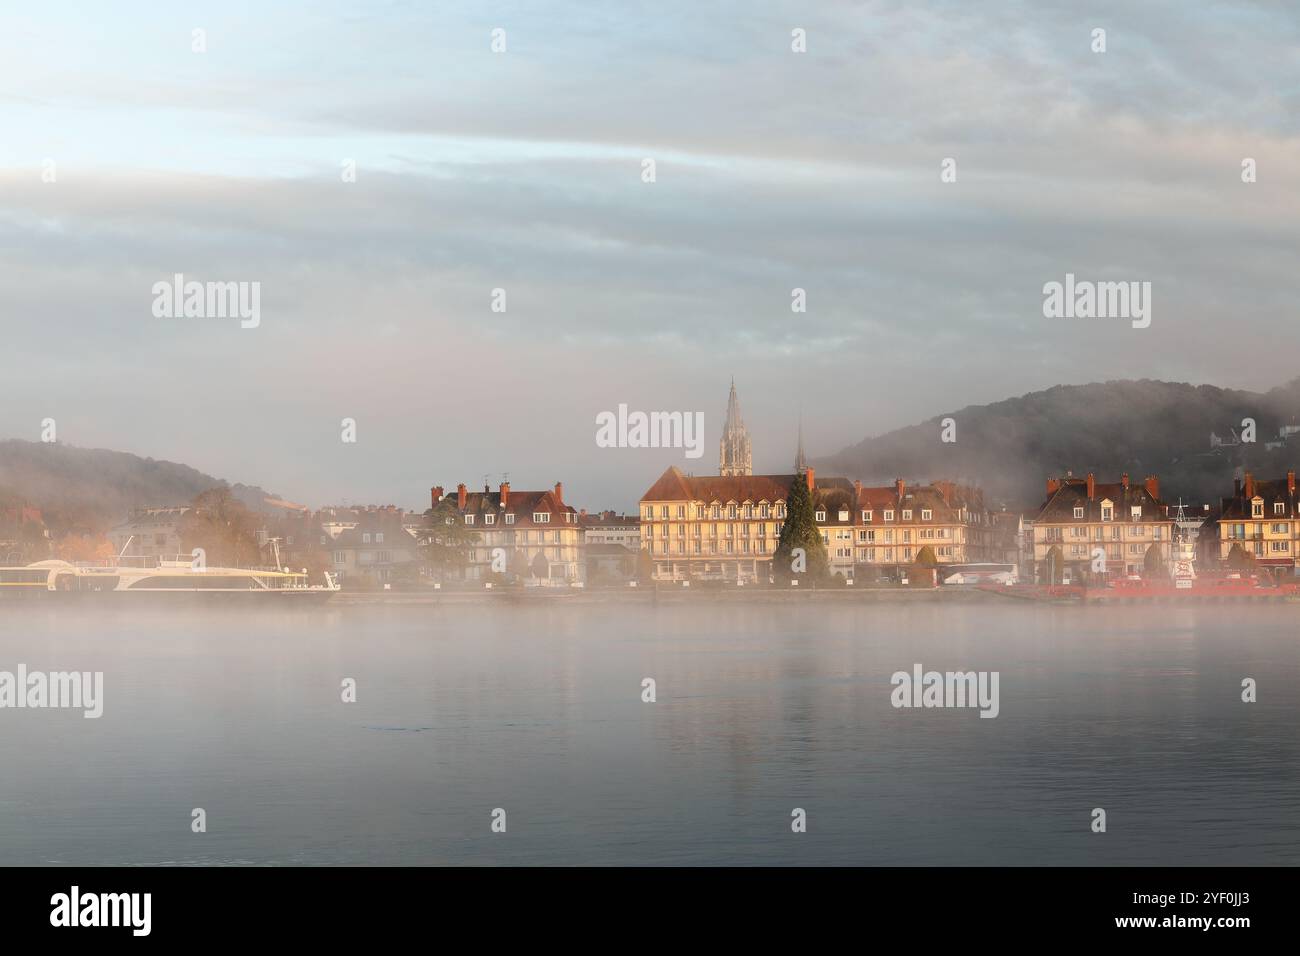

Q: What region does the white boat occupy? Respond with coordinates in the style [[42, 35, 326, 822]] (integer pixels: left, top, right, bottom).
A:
[[0, 556, 339, 598]]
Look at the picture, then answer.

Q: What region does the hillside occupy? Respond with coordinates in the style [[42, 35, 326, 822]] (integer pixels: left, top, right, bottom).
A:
[[0, 439, 297, 533], [815, 378, 1300, 510]]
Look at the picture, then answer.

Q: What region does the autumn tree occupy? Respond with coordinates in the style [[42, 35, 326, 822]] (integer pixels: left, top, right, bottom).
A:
[[178, 487, 262, 568]]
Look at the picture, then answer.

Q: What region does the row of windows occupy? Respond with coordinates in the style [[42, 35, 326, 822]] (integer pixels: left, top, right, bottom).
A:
[[463, 512, 558, 526], [1073, 505, 1146, 520], [1042, 525, 1163, 541], [645, 503, 785, 520]]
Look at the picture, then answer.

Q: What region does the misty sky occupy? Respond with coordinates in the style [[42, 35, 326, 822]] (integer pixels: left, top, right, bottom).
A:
[[2, 1, 1299, 511]]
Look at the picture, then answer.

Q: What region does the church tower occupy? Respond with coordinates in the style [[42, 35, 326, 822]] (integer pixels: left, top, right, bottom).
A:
[[718, 379, 753, 476]]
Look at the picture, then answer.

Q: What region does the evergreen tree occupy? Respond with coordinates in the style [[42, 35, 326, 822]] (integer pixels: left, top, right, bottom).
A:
[[914, 545, 938, 567], [1142, 543, 1165, 578], [774, 474, 829, 582]]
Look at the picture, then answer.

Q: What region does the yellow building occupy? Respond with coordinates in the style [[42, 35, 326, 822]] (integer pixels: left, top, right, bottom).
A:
[[431, 481, 583, 584], [1210, 470, 1300, 574], [1032, 473, 1173, 580], [853, 479, 989, 572]]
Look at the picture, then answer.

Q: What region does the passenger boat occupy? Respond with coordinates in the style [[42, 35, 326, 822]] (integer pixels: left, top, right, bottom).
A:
[[0, 555, 339, 599]]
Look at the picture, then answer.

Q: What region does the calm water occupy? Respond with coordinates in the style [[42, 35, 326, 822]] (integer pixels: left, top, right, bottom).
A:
[[1, 599, 1298, 865]]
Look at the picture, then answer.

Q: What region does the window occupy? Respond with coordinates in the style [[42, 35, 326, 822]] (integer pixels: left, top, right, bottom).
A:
[[862, 509, 872, 522], [362, 532, 371, 543], [463, 517, 473, 526], [902, 510, 912, 521], [815, 510, 826, 522], [1252, 501, 1264, 518], [1275, 502, 1286, 515], [1131, 506, 1142, 519], [838, 509, 849, 522], [921, 509, 931, 521], [1101, 506, 1112, 521], [884, 510, 894, 522], [1073, 507, 1084, 519], [505, 513, 516, 524], [676, 505, 685, 519], [320, 535, 327, 545], [534, 513, 550, 523], [484, 514, 495, 525]]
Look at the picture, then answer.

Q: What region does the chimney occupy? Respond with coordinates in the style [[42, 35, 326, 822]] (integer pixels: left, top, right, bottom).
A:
[[457, 483, 467, 510], [1086, 473, 1095, 499], [1121, 473, 1130, 491], [1289, 470, 1296, 497], [500, 481, 510, 507], [1244, 472, 1255, 499], [853, 479, 862, 496], [1046, 477, 1060, 497], [1144, 475, 1159, 501], [430, 486, 444, 509], [894, 477, 905, 499], [554, 481, 563, 504], [806, 467, 815, 491]]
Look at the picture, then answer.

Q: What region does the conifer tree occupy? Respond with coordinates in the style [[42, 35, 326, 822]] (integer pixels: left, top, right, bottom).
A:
[[774, 473, 830, 582]]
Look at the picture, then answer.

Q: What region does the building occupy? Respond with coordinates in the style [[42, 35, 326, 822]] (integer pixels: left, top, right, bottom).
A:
[[109, 507, 190, 560], [317, 505, 422, 585], [1032, 473, 1173, 580], [640, 466, 801, 581], [1206, 470, 1300, 576], [431, 481, 583, 584], [852, 479, 992, 576], [579, 510, 640, 582], [718, 379, 753, 476]]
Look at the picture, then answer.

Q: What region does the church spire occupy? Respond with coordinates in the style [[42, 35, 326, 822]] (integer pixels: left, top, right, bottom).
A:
[[794, 411, 807, 474], [719, 378, 753, 476]]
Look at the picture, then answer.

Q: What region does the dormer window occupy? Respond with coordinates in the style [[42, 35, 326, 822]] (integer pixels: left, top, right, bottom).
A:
[[1251, 501, 1263, 518], [1101, 505, 1113, 521], [1073, 507, 1084, 519], [862, 509, 872, 522], [921, 509, 932, 521], [884, 510, 894, 521], [1274, 502, 1285, 516], [505, 513, 516, 524], [1131, 506, 1142, 519], [838, 509, 849, 522], [375, 532, 384, 543], [363, 532, 371, 543], [464, 516, 474, 526], [534, 512, 550, 523], [815, 510, 826, 522], [902, 510, 912, 521], [484, 514, 495, 525]]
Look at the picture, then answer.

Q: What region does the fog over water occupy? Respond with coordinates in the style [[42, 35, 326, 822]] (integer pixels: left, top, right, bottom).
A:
[[1, 600, 1297, 865]]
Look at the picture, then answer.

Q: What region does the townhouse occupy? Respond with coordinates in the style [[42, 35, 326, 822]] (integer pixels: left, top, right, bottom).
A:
[[1206, 470, 1300, 575], [1032, 473, 1174, 580], [431, 481, 583, 584]]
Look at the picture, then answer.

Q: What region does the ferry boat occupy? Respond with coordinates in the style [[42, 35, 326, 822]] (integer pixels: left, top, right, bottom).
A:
[[0, 554, 339, 599]]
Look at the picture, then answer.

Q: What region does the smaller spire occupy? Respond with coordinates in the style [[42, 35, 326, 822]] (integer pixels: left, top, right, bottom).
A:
[[794, 411, 807, 474]]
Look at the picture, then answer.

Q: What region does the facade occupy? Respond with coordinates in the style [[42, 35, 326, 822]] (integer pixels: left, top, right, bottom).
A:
[[1032, 473, 1173, 580], [639, 467, 797, 581], [109, 507, 190, 560], [718, 379, 753, 477], [639, 468, 993, 582], [432, 481, 583, 584], [318, 505, 421, 585], [580, 510, 640, 583], [1207, 470, 1300, 575], [852, 479, 992, 575]]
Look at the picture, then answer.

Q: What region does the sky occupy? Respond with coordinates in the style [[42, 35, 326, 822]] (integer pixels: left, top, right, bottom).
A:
[[2, 1, 1299, 511]]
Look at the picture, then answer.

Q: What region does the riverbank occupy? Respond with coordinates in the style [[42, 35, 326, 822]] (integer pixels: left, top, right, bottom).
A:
[[328, 585, 1009, 605]]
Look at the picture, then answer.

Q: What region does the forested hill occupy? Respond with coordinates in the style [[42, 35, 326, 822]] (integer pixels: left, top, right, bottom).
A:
[[0, 439, 292, 532], [815, 378, 1300, 509]]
